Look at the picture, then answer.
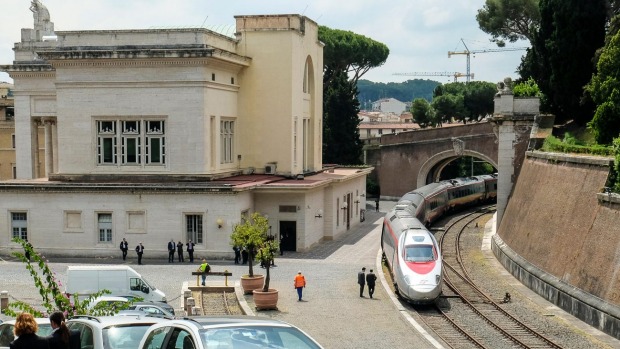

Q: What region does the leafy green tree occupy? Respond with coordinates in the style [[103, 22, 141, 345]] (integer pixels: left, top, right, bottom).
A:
[[520, 0, 607, 125], [476, 0, 540, 46], [512, 77, 542, 97], [255, 238, 279, 292], [5, 238, 119, 318], [319, 26, 389, 88], [411, 98, 436, 128], [323, 69, 363, 164], [586, 29, 620, 144], [319, 26, 388, 165], [432, 94, 466, 125], [463, 81, 498, 122], [230, 212, 269, 278]]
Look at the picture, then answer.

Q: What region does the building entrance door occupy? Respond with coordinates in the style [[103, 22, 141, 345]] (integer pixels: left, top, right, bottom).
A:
[[279, 221, 297, 252]]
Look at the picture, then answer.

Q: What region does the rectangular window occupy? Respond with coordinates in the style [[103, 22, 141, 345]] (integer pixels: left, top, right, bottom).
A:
[[220, 120, 234, 164], [97, 121, 117, 164], [97, 119, 165, 166], [11, 134, 15, 148], [336, 198, 340, 227], [11, 212, 27, 240], [279, 205, 297, 213], [97, 213, 113, 243], [186, 215, 203, 244]]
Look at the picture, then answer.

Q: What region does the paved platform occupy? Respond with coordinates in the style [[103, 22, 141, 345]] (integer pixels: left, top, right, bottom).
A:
[[230, 203, 440, 349]]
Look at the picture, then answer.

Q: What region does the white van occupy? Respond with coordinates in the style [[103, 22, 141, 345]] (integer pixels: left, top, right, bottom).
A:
[[65, 265, 166, 302]]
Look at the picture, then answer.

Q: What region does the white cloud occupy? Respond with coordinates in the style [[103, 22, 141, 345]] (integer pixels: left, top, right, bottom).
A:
[[0, 0, 529, 85]]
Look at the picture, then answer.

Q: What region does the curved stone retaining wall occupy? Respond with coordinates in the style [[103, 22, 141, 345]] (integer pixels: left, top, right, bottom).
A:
[[495, 151, 620, 339]]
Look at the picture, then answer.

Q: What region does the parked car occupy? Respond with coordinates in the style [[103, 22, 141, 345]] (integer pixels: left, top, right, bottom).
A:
[[139, 316, 324, 349], [127, 302, 175, 317], [117, 296, 175, 315], [67, 314, 169, 349], [0, 317, 53, 349]]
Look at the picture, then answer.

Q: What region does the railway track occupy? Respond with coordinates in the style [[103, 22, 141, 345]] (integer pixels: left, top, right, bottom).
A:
[[415, 207, 564, 349], [198, 290, 243, 316]]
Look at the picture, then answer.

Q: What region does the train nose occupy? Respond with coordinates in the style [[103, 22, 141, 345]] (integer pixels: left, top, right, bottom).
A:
[[405, 284, 442, 303]]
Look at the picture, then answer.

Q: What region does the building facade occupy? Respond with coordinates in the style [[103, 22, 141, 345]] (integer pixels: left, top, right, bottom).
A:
[[0, 4, 369, 258]]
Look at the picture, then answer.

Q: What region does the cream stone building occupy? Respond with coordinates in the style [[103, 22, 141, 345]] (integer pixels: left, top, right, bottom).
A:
[[0, 4, 369, 258]]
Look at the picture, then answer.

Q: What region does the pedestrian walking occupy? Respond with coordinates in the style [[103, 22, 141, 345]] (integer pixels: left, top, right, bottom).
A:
[[135, 242, 144, 265], [358, 267, 366, 297], [375, 199, 380, 212], [233, 246, 241, 264], [366, 269, 377, 299], [176, 240, 184, 262], [294, 271, 306, 301], [10, 312, 49, 349], [167, 239, 175, 263], [186, 240, 195, 263], [279, 234, 286, 256], [119, 238, 129, 261]]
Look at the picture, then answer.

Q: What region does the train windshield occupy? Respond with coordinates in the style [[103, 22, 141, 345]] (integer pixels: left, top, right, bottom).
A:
[[404, 245, 435, 262]]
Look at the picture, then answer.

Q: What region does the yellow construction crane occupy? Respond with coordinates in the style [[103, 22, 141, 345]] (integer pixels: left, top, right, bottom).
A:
[[393, 71, 474, 82], [448, 38, 527, 82]]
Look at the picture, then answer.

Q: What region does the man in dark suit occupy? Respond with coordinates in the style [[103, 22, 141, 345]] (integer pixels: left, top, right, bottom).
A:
[[186, 240, 195, 262], [366, 269, 377, 299], [167, 239, 175, 263], [135, 242, 144, 265], [119, 238, 129, 261], [358, 267, 366, 297]]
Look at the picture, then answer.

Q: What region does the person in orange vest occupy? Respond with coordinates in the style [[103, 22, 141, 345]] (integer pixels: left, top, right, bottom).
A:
[[294, 271, 306, 301]]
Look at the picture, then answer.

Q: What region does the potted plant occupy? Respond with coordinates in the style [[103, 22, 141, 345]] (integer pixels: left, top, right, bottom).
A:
[[230, 212, 268, 294], [252, 237, 280, 310]]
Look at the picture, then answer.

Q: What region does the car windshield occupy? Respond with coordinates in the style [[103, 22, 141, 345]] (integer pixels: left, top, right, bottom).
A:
[[0, 323, 53, 347], [199, 326, 322, 349], [405, 245, 435, 262], [102, 324, 153, 349]]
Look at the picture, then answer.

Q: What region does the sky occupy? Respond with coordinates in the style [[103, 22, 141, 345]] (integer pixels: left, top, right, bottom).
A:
[[0, 0, 530, 85]]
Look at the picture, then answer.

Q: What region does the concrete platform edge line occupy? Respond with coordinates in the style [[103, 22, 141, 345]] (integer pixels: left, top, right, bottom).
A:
[[376, 249, 445, 349]]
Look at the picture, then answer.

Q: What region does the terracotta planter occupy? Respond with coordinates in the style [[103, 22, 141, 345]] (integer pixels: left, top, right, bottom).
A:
[[240, 275, 265, 294], [253, 288, 279, 310]]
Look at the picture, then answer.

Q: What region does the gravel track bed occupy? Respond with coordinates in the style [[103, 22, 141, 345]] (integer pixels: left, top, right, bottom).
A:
[[457, 214, 613, 349]]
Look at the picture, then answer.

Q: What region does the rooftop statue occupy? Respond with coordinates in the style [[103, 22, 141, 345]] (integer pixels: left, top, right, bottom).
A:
[[29, 0, 54, 39]]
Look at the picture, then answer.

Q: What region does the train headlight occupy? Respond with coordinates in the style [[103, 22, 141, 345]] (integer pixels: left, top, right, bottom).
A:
[[435, 274, 441, 284]]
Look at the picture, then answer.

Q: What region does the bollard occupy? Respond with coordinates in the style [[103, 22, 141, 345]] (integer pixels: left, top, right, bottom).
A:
[[183, 290, 191, 308], [186, 297, 195, 316], [192, 306, 202, 316], [0, 291, 8, 311]]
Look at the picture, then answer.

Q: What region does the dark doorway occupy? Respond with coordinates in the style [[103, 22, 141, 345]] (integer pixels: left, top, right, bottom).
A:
[[279, 221, 297, 252]]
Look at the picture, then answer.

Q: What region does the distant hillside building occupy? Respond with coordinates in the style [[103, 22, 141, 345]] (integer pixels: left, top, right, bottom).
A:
[[358, 111, 418, 140], [0, 3, 369, 258], [371, 98, 407, 114]]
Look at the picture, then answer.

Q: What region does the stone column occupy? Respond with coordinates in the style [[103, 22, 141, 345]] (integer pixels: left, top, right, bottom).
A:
[[32, 118, 41, 178], [43, 117, 55, 177], [490, 79, 538, 225]]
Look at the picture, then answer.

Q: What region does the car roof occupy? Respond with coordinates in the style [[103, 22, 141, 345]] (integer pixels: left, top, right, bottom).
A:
[[68, 314, 169, 327], [190, 316, 294, 328], [1, 318, 50, 326]]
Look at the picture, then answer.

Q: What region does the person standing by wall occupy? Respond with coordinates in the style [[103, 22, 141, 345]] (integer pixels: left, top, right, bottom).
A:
[[119, 238, 128, 261], [366, 269, 377, 299], [294, 271, 306, 301], [167, 239, 175, 263], [135, 242, 144, 265], [358, 267, 366, 297], [186, 240, 195, 263], [375, 199, 380, 212], [9, 312, 49, 349], [233, 246, 241, 264], [176, 240, 184, 262]]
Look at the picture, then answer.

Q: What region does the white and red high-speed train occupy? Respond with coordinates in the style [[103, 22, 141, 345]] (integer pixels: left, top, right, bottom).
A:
[[381, 174, 497, 304]]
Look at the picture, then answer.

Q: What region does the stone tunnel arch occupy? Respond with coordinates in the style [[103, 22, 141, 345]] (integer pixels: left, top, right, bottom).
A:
[[417, 149, 498, 188]]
